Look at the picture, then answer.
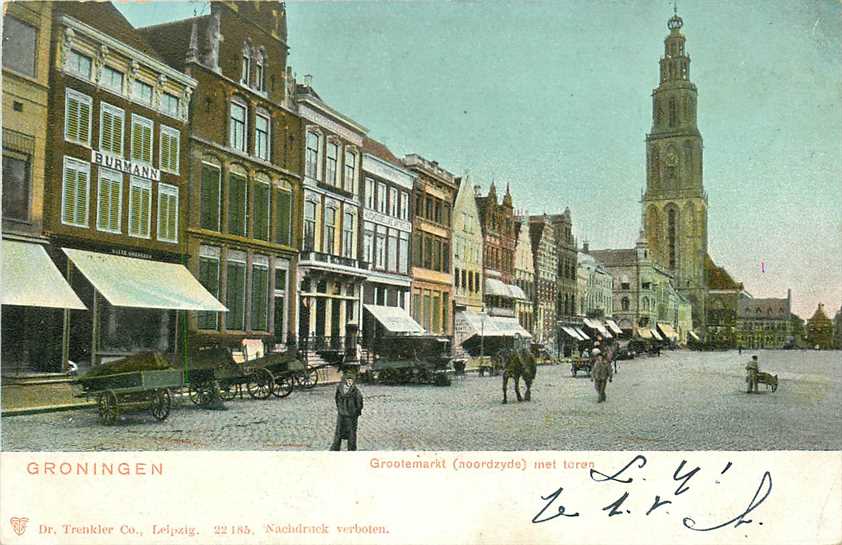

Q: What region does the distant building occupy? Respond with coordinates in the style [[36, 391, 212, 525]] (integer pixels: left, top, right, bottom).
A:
[[451, 177, 484, 354], [577, 242, 613, 320], [528, 214, 558, 347], [405, 154, 456, 335], [805, 303, 833, 349], [548, 209, 578, 321], [359, 137, 415, 342], [590, 230, 683, 341], [833, 305, 842, 349], [513, 217, 535, 335], [705, 256, 745, 348], [735, 291, 792, 349], [475, 183, 521, 319]]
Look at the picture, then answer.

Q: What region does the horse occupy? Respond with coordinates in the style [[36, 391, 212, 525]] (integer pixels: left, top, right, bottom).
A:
[[501, 347, 537, 404]]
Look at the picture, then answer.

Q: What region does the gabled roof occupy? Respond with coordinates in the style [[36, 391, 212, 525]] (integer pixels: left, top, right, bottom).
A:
[[137, 16, 202, 71], [363, 137, 401, 165], [808, 304, 831, 323], [738, 297, 789, 320], [60, 2, 167, 64], [705, 254, 742, 290], [589, 249, 636, 268]]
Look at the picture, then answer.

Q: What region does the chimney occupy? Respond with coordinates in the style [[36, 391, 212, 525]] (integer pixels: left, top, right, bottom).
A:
[[303, 74, 313, 88]]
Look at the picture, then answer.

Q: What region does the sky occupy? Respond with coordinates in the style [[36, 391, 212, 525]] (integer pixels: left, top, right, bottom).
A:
[[116, 0, 842, 319]]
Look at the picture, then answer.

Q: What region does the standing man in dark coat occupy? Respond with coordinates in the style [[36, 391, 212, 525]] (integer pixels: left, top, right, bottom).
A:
[[591, 353, 613, 403], [330, 373, 364, 451]]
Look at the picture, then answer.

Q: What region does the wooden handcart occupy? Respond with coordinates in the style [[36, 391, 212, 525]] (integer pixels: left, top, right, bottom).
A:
[[186, 346, 275, 406], [74, 367, 182, 425]]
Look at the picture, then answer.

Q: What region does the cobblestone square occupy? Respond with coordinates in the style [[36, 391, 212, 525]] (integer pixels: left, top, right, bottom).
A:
[[2, 350, 840, 451]]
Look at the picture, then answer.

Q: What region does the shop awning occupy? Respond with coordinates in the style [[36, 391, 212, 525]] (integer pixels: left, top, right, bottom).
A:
[[657, 322, 678, 340], [489, 316, 532, 338], [574, 327, 590, 341], [1, 240, 86, 309], [484, 277, 511, 298], [605, 319, 623, 335], [688, 331, 701, 342], [63, 248, 227, 311], [364, 304, 424, 334], [507, 284, 527, 300], [650, 328, 664, 341], [561, 326, 584, 341], [637, 328, 653, 339], [582, 318, 599, 329]]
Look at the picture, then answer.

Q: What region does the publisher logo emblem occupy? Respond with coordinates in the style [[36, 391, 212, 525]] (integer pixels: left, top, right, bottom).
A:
[[10, 517, 29, 536]]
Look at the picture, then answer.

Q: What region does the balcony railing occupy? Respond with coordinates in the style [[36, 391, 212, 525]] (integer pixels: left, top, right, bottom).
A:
[[300, 251, 359, 269]]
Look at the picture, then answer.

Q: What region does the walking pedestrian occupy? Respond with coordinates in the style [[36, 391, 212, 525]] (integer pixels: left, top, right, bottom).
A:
[[591, 353, 613, 403], [330, 373, 364, 451]]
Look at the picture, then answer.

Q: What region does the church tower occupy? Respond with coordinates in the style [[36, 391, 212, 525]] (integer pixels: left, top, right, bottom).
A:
[[643, 8, 708, 330]]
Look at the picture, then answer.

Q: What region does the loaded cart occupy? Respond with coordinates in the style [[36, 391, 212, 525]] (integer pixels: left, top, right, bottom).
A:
[[185, 345, 275, 406], [251, 350, 311, 398], [73, 352, 183, 425]]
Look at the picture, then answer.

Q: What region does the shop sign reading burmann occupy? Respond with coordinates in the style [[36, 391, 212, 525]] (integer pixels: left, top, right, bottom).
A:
[[91, 150, 161, 182]]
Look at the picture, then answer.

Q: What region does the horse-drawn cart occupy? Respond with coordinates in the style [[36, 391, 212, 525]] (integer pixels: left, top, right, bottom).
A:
[[74, 352, 183, 425], [363, 336, 452, 386]]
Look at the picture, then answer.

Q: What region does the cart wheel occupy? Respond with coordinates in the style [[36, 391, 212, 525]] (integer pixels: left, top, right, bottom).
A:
[[218, 383, 238, 401], [97, 391, 118, 425], [298, 368, 319, 389], [151, 389, 171, 421], [273, 375, 294, 398], [246, 369, 274, 400]]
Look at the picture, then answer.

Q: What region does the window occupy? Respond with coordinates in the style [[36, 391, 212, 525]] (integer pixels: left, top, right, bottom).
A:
[[387, 229, 399, 272], [377, 183, 387, 213], [228, 173, 248, 237], [668, 208, 678, 269], [61, 157, 90, 227], [412, 232, 422, 267], [365, 178, 375, 209], [2, 151, 30, 222], [127, 176, 152, 238], [399, 232, 409, 274], [96, 168, 122, 233], [342, 210, 355, 258], [251, 256, 270, 331], [130, 114, 153, 164], [67, 49, 92, 80], [363, 222, 374, 264], [273, 188, 292, 246], [253, 179, 270, 241], [240, 48, 251, 85], [159, 126, 180, 174], [65, 89, 92, 145], [225, 251, 247, 331], [157, 183, 178, 243], [255, 112, 270, 161], [389, 187, 398, 217], [324, 206, 337, 254], [132, 79, 153, 104], [326, 142, 338, 185], [399, 191, 409, 220], [273, 263, 288, 340], [161, 92, 179, 117], [229, 101, 247, 152], [303, 199, 317, 251], [305, 131, 320, 179], [101, 66, 124, 93], [200, 163, 221, 231], [197, 246, 221, 330], [344, 149, 356, 193], [98, 103, 124, 156], [254, 54, 265, 92], [2, 16, 36, 76], [375, 227, 387, 270]]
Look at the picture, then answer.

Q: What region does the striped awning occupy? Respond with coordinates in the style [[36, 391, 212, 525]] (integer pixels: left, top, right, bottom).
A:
[[574, 327, 590, 341], [637, 328, 653, 339], [561, 326, 584, 341], [650, 328, 664, 341], [605, 319, 623, 335], [657, 322, 678, 341]]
